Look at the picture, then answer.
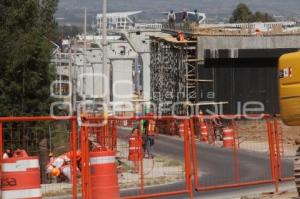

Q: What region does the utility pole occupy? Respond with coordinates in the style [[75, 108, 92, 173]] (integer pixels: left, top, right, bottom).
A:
[[83, 8, 87, 102], [102, 0, 109, 105]]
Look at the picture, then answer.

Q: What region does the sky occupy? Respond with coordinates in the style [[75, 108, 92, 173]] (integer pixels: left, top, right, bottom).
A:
[[56, 0, 300, 24]]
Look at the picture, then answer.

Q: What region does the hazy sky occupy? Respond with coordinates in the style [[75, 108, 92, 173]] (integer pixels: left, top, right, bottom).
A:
[[57, 0, 300, 23]]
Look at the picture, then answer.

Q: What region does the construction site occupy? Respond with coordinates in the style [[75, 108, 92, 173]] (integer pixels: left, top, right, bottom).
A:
[[2, 1, 300, 199]]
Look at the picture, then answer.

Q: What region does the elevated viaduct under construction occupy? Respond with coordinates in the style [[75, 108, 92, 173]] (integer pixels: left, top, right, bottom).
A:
[[150, 28, 300, 115]]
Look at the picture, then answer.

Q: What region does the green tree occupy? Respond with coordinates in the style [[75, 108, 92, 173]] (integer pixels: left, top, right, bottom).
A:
[[230, 3, 254, 23], [254, 11, 276, 22], [53, 25, 82, 45], [0, 0, 58, 116], [230, 3, 276, 23]]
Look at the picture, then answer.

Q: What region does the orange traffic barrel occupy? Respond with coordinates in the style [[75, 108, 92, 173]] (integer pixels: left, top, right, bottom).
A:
[[2, 149, 41, 199], [178, 122, 184, 137], [169, 121, 176, 135], [178, 121, 191, 137], [90, 150, 120, 199], [200, 123, 209, 143], [128, 135, 143, 161], [223, 127, 235, 148]]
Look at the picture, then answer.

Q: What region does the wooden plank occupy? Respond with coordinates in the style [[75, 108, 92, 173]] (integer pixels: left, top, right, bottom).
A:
[[150, 35, 196, 44], [185, 101, 228, 106], [183, 59, 204, 63], [130, 99, 149, 102], [186, 79, 214, 83]]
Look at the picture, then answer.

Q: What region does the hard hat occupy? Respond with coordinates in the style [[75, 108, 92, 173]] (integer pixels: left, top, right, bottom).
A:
[[51, 168, 61, 177], [76, 151, 81, 160]]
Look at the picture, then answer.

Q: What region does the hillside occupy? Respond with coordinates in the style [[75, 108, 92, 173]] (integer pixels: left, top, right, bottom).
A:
[[56, 0, 300, 24]]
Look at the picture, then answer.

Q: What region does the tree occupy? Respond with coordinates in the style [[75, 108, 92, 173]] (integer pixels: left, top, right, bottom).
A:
[[0, 1, 64, 174], [254, 11, 276, 22], [51, 25, 82, 46], [0, 0, 58, 116], [230, 3, 254, 23], [230, 3, 276, 23]]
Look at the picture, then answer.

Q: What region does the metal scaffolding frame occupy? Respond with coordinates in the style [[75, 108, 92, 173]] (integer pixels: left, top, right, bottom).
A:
[[150, 37, 204, 115]]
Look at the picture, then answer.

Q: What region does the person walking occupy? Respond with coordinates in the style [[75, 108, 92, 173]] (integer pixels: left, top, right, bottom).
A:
[[144, 112, 156, 159]]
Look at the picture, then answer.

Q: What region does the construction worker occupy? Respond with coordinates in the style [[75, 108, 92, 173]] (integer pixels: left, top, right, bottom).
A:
[[46, 151, 81, 182], [144, 112, 156, 158], [48, 152, 54, 163], [141, 120, 147, 155], [212, 116, 224, 141], [182, 9, 189, 28], [3, 148, 12, 159], [168, 10, 176, 29], [194, 9, 200, 23], [46, 155, 65, 176]]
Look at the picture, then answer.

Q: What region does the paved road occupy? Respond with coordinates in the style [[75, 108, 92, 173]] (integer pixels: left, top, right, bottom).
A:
[[118, 128, 293, 198]]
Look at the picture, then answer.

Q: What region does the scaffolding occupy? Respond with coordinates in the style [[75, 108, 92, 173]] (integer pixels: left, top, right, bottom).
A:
[[150, 36, 215, 115]]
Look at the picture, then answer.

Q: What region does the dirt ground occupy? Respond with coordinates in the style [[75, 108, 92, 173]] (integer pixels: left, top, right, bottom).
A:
[[236, 119, 300, 144], [117, 138, 184, 189], [241, 189, 298, 199], [235, 119, 300, 156]]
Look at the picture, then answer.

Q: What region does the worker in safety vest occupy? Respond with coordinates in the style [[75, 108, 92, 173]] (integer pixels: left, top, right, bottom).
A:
[[141, 120, 147, 155], [128, 128, 142, 173], [46, 154, 67, 182], [144, 112, 156, 158], [46, 151, 81, 182]]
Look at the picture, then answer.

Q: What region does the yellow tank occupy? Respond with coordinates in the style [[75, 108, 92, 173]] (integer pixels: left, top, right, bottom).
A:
[[279, 51, 300, 126]]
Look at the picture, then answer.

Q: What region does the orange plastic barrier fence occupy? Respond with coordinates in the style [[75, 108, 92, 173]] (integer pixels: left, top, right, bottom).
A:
[[0, 116, 78, 199], [0, 115, 294, 199], [190, 114, 293, 193], [81, 116, 193, 199]]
